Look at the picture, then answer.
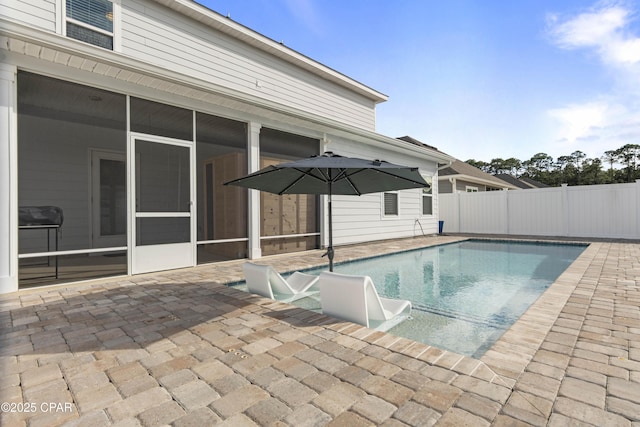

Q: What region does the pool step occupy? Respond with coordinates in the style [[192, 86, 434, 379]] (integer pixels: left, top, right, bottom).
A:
[[411, 302, 516, 330]]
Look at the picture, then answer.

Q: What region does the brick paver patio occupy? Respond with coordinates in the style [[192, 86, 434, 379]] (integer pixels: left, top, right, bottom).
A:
[[0, 236, 638, 426]]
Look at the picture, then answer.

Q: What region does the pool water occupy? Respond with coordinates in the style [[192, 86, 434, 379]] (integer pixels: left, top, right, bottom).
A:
[[241, 240, 587, 358]]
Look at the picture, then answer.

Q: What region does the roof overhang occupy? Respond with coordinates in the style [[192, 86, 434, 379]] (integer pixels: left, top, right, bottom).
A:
[[155, 0, 388, 104], [1, 19, 450, 166], [437, 173, 519, 190], [329, 128, 456, 164]]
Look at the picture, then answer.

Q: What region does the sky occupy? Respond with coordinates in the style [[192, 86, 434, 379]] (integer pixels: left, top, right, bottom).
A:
[[195, 0, 640, 163]]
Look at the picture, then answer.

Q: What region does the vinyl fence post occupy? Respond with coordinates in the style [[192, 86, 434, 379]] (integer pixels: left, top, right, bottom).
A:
[[561, 184, 569, 238], [454, 191, 460, 233], [503, 188, 509, 235]]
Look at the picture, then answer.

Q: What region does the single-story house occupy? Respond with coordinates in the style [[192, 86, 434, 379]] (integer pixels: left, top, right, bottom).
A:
[[0, 0, 453, 293], [438, 160, 518, 193], [395, 136, 515, 193]]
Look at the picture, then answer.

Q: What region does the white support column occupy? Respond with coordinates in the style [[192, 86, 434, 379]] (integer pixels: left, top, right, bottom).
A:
[[247, 122, 262, 259], [0, 64, 18, 294]]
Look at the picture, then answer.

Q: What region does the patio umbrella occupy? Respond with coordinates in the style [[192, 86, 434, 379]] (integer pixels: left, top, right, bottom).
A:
[[224, 151, 429, 271]]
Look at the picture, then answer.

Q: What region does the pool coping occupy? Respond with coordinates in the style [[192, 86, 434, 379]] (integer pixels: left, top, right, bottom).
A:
[[233, 237, 591, 371], [226, 235, 597, 387], [479, 240, 599, 379]]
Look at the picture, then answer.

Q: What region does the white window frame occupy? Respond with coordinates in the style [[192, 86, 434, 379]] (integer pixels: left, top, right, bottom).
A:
[[382, 192, 399, 218], [420, 173, 433, 217], [466, 186, 479, 193], [61, 0, 121, 51]]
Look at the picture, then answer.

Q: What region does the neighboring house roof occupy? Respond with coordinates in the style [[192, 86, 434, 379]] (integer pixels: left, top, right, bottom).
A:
[[396, 136, 454, 166], [439, 160, 518, 190], [494, 174, 531, 189], [494, 174, 549, 189], [396, 136, 440, 152], [520, 176, 549, 188]]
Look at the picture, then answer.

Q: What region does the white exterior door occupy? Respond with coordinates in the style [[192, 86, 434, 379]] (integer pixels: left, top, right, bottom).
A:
[[131, 135, 194, 274]]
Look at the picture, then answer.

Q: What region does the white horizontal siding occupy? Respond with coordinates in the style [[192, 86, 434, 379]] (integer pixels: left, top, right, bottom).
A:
[[120, 0, 377, 130], [1, 0, 57, 32], [332, 191, 427, 244], [328, 138, 440, 246], [439, 182, 640, 239]]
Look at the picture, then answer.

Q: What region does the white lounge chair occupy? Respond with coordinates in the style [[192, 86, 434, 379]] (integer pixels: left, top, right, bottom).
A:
[[242, 262, 319, 302], [319, 271, 412, 331]]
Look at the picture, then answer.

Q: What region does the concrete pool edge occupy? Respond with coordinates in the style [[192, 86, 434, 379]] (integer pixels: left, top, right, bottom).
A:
[[480, 241, 600, 379], [231, 236, 595, 386]]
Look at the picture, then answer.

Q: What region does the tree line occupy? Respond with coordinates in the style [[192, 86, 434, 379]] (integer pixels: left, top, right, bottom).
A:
[[466, 143, 640, 187]]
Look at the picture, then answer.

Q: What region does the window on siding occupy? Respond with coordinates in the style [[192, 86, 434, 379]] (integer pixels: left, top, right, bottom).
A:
[[383, 193, 398, 216], [66, 0, 114, 50], [466, 186, 478, 192], [421, 174, 433, 215]]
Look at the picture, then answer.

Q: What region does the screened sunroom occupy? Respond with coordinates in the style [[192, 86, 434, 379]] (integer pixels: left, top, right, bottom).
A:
[[17, 72, 320, 288]]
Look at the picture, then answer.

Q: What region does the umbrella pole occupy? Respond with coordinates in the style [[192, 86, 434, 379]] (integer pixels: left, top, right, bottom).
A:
[[322, 182, 335, 272], [328, 190, 334, 272]]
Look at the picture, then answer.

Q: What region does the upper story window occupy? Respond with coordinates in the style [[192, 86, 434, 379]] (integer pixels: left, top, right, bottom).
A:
[[65, 0, 114, 50]]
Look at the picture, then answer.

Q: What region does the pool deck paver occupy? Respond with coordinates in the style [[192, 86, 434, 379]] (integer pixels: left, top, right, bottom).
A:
[[0, 235, 639, 426]]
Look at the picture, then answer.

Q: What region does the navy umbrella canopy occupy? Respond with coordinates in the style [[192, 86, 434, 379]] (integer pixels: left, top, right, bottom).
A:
[[224, 152, 429, 270]]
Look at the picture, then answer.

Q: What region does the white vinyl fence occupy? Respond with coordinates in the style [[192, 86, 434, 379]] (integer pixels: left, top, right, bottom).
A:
[[439, 180, 640, 239]]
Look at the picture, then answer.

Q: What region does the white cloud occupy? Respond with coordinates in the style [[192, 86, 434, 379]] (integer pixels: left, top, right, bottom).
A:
[[547, 1, 640, 67], [548, 102, 608, 143], [548, 5, 627, 49], [607, 37, 640, 64], [545, 1, 640, 157], [547, 99, 640, 156]]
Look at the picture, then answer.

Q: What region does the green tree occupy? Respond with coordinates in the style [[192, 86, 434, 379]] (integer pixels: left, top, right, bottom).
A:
[[567, 151, 586, 185], [581, 158, 603, 185], [523, 153, 554, 184], [602, 150, 618, 183], [616, 144, 640, 182], [504, 157, 523, 177], [488, 158, 509, 174], [467, 143, 640, 187], [465, 159, 490, 173], [554, 155, 572, 185]]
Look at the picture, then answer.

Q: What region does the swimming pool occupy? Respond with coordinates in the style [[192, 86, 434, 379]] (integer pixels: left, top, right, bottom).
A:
[[237, 240, 587, 358]]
